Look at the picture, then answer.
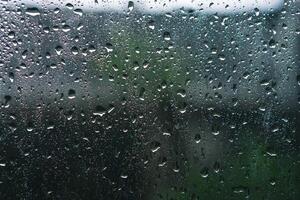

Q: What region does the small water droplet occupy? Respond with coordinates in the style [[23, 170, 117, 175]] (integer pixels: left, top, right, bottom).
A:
[[254, 8, 260, 16], [68, 89, 76, 99], [8, 31, 15, 39], [269, 39, 276, 48], [177, 89, 186, 98], [139, 87, 145, 100], [121, 175, 128, 179], [71, 46, 79, 55], [8, 72, 14, 82], [27, 122, 34, 132], [213, 161, 220, 173], [194, 134, 201, 143], [163, 32, 171, 41], [62, 25, 71, 32], [212, 131, 220, 136], [297, 75, 300, 86], [151, 141, 161, 153], [105, 43, 113, 52], [55, 45, 63, 55], [147, 20, 155, 30], [88, 45, 96, 53], [4, 95, 11, 108], [163, 132, 171, 136], [22, 50, 28, 59], [200, 167, 209, 178]]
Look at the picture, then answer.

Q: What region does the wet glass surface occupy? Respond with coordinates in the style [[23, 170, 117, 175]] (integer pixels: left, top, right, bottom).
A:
[[0, 0, 299, 199]]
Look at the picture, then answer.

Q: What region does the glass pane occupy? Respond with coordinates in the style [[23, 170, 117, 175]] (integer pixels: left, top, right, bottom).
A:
[[0, 0, 299, 199]]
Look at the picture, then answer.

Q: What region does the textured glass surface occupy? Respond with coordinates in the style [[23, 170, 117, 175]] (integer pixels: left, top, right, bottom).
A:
[[0, 0, 299, 199]]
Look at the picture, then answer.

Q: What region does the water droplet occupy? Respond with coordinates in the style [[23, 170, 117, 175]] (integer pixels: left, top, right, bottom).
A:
[[47, 125, 55, 130], [213, 162, 220, 173], [55, 45, 63, 55], [177, 89, 186, 98], [163, 32, 171, 41], [8, 72, 14, 82], [4, 95, 11, 108], [74, 8, 83, 16], [270, 178, 276, 186], [143, 61, 149, 68], [151, 141, 161, 153], [54, 8, 60, 14], [254, 8, 260, 16], [266, 151, 277, 157], [71, 46, 79, 55], [62, 25, 71, 32], [93, 105, 106, 117], [269, 39, 276, 48], [22, 50, 28, 59], [121, 175, 128, 179], [163, 132, 171, 136], [200, 167, 209, 178], [88, 45, 96, 53], [194, 134, 201, 143], [233, 186, 248, 193], [105, 43, 113, 52], [147, 20, 155, 30], [128, 1, 134, 12], [25, 7, 40, 16], [65, 3, 74, 10], [212, 131, 220, 136], [68, 89, 76, 99], [27, 122, 34, 132], [8, 31, 15, 39], [139, 87, 145, 100]]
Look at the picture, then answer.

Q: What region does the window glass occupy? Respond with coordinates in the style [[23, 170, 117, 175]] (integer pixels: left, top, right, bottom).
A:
[[0, 0, 299, 199]]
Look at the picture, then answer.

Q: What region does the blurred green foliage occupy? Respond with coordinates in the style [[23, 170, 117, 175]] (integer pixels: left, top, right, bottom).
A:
[[88, 24, 189, 104], [153, 133, 300, 200]]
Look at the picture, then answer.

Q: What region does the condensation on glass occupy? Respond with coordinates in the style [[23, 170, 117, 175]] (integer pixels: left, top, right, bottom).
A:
[[0, 0, 299, 199]]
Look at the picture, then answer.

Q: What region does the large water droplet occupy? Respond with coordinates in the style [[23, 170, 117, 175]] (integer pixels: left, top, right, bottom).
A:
[[93, 105, 106, 117], [128, 1, 134, 12], [25, 7, 40, 16]]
